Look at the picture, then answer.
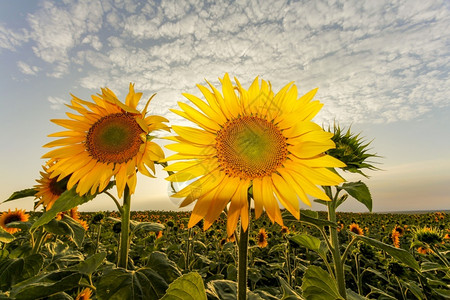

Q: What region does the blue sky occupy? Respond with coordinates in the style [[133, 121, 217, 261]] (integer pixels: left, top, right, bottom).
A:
[[1, 0, 449, 213]]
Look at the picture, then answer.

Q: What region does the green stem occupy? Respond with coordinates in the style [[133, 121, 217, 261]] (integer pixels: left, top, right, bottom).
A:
[[95, 224, 102, 254], [117, 185, 131, 269], [327, 197, 347, 299], [355, 253, 362, 295], [31, 229, 47, 254], [237, 214, 250, 300], [105, 191, 124, 214], [341, 237, 358, 264]]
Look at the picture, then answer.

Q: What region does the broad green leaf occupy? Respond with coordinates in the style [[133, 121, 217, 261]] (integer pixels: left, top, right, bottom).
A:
[[434, 289, 450, 298], [400, 279, 424, 300], [421, 262, 448, 272], [5, 221, 32, 232], [60, 215, 86, 248], [44, 219, 73, 236], [0, 250, 8, 260], [351, 233, 420, 271], [20, 254, 45, 281], [160, 272, 206, 300], [10, 270, 83, 300], [340, 181, 372, 212], [346, 289, 368, 300], [71, 252, 106, 275], [97, 267, 168, 300], [131, 221, 165, 234], [0, 227, 14, 243], [289, 234, 321, 252], [146, 251, 182, 284], [3, 188, 37, 203], [301, 266, 343, 300], [277, 277, 303, 300], [0, 254, 43, 290], [282, 210, 336, 229], [205, 280, 263, 300]]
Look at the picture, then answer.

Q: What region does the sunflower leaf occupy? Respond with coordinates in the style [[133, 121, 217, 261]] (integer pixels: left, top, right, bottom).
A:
[[301, 266, 344, 300], [0, 227, 14, 243], [161, 272, 207, 300], [30, 188, 96, 231], [340, 181, 372, 212], [350, 232, 420, 271], [3, 188, 37, 203]]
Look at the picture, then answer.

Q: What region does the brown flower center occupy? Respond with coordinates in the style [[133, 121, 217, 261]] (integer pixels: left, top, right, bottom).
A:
[[86, 113, 144, 164], [216, 116, 287, 179]]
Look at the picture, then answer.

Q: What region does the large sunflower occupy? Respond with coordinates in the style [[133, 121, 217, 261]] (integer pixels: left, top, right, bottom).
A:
[[165, 74, 345, 236], [0, 209, 29, 234], [43, 84, 169, 198], [34, 162, 68, 210]]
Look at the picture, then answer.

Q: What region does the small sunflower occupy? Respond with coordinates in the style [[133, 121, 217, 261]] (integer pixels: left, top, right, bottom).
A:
[[417, 246, 432, 255], [413, 226, 443, 245], [165, 74, 345, 236], [34, 162, 69, 210], [392, 232, 400, 248], [392, 225, 404, 237], [281, 226, 290, 235], [43, 84, 169, 198], [349, 223, 364, 235], [257, 228, 268, 248], [75, 288, 92, 300], [0, 209, 29, 234]]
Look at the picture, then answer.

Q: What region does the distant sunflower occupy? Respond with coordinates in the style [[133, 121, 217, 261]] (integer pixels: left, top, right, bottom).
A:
[[392, 232, 400, 248], [257, 228, 268, 248], [34, 162, 68, 210], [349, 223, 364, 235], [0, 209, 29, 234], [281, 226, 290, 235], [165, 74, 345, 236], [75, 287, 92, 300], [43, 84, 169, 198], [56, 207, 89, 230]]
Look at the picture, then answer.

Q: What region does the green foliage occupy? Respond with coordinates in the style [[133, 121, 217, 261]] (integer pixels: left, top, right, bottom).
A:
[[301, 266, 343, 300], [340, 181, 372, 212], [160, 272, 206, 300], [3, 188, 37, 203]]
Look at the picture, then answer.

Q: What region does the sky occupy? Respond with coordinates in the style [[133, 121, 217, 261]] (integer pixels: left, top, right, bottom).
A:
[[0, 0, 449, 214]]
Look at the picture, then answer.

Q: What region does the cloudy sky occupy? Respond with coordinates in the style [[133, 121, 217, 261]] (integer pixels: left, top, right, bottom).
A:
[[1, 0, 449, 213]]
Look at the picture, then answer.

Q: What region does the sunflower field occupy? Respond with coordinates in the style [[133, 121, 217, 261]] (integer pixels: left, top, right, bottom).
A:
[[1, 75, 450, 299]]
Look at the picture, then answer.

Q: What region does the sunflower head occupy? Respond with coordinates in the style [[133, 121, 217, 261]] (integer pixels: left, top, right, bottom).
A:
[[34, 162, 69, 210], [75, 288, 92, 300], [391, 232, 401, 248], [349, 223, 364, 235], [42, 84, 169, 198], [165, 74, 345, 236], [392, 225, 404, 237], [257, 228, 268, 248], [281, 225, 290, 235], [412, 226, 443, 245], [0, 209, 29, 234], [326, 123, 380, 177]]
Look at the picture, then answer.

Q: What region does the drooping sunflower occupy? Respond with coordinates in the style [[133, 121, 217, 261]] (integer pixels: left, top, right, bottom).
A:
[[256, 228, 268, 248], [34, 162, 68, 210], [349, 223, 364, 235], [0, 209, 29, 234], [43, 84, 170, 198], [165, 74, 345, 236]]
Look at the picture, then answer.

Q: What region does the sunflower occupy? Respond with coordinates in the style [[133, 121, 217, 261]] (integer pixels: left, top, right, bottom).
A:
[[257, 228, 268, 248], [75, 288, 92, 300], [34, 162, 68, 210], [165, 74, 345, 236], [349, 223, 364, 235], [0, 209, 29, 234], [392, 232, 400, 248], [42, 84, 170, 198], [281, 225, 290, 235], [56, 207, 89, 230]]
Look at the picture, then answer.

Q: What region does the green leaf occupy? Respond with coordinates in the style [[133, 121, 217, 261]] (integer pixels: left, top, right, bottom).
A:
[[10, 270, 83, 300], [277, 277, 303, 300], [434, 289, 450, 298], [5, 221, 32, 232], [0, 227, 14, 243], [346, 289, 368, 300], [301, 266, 343, 300], [0, 254, 43, 290], [44, 219, 73, 236], [71, 252, 106, 275], [160, 272, 206, 300], [289, 234, 321, 252], [60, 215, 86, 248], [367, 285, 397, 299], [146, 251, 182, 284], [46, 292, 74, 300], [131, 221, 165, 233], [340, 181, 372, 212], [400, 279, 424, 300], [97, 267, 168, 300], [282, 210, 337, 229], [351, 233, 420, 271], [3, 188, 37, 203], [31, 188, 97, 230], [0, 250, 8, 261], [205, 280, 263, 300], [421, 262, 448, 272]]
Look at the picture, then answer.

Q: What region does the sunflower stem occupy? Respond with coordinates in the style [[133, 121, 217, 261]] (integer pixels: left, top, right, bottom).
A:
[[327, 189, 347, 299], [237, 215, 250, 300], [117, 185, 131, 269]]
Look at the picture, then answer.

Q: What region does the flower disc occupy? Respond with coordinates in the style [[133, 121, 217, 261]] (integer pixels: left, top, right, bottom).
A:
[[216, 116, 287, 179]]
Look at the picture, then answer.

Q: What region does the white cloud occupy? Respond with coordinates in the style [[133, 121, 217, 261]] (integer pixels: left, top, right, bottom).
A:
[[48, 96, 68, 110], [17, 61, 40, 75], [0, 24, 28, 52]]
